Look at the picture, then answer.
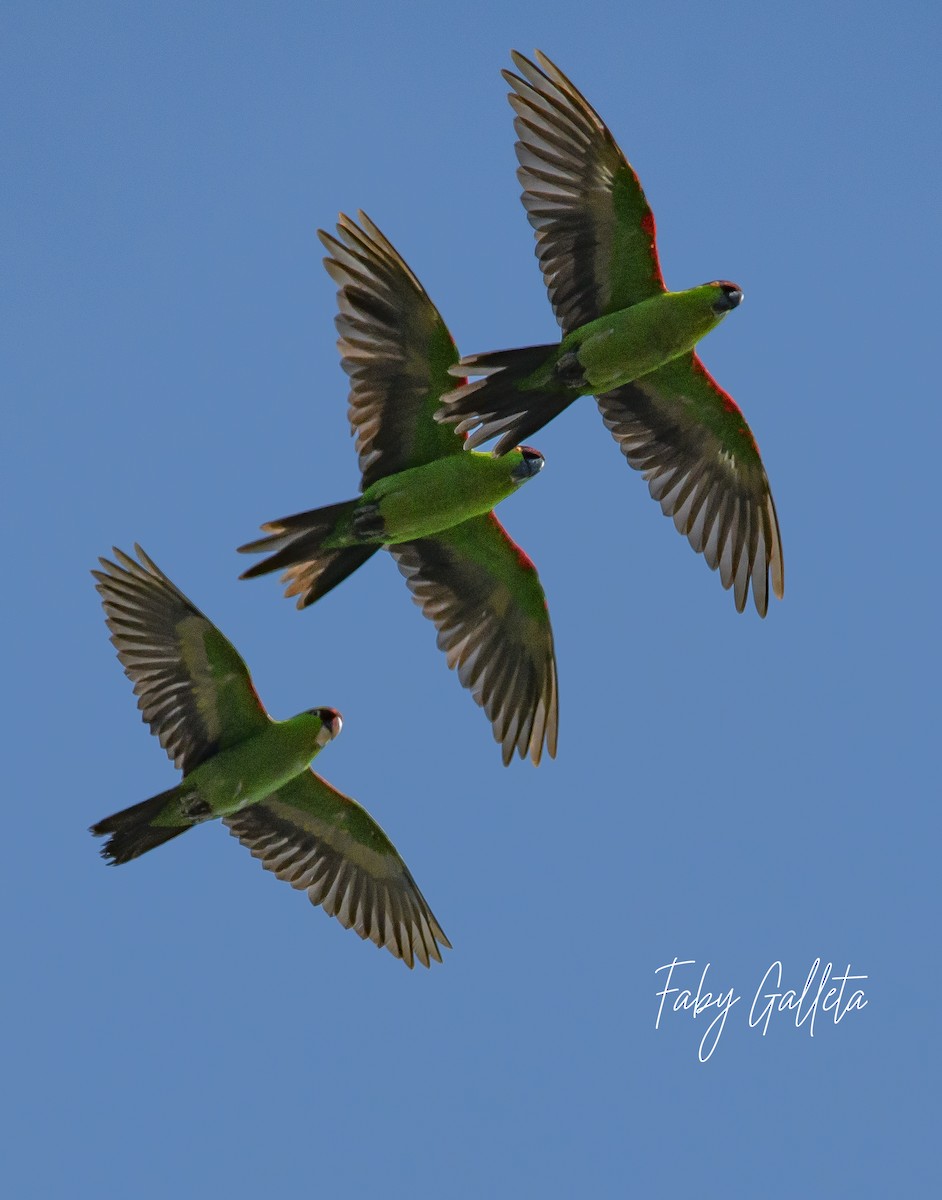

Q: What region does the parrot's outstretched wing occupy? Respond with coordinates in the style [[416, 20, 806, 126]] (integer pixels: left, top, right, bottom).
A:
[[391, 514, 558, 765], [225, 771, 450, 969], [596, 355, 784, 615], [94, 546, 269, 773], [504, 49, 666, 334], [319, 212, 465, 491]]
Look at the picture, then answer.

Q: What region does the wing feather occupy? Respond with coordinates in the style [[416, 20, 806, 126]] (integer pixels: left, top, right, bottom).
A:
[[596, 356, 784, 615], [504, 49, 666, 333], [389, 515, 558, 765], [225, 772, 449, 969], [318, 212, 464, 490], [93, 546, 268, 771]]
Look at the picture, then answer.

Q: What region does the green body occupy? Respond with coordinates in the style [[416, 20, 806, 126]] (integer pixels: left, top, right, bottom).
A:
[[158, 713, 328, 826], [525, 287, 733, 396], [345, 451, 529, 545]]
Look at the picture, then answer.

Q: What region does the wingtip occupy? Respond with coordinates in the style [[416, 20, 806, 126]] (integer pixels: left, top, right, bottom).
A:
[[527, 723, 558, 767], [355, 209, 381, 241], [93, 545, 151, 582], [109, 545, 136, 572]]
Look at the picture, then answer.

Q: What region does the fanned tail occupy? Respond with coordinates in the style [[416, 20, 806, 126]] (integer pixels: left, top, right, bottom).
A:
[[435, 343, 573, 454], [238, 499, 379, 607], [90, 787, 190, 865]]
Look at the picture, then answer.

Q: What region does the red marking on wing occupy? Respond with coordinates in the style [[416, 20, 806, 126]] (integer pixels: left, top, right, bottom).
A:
[[638, 211, 665, 286], [691, 356, 740, 414], [485, 512, 537, 574], [690, 357, 760, 454]]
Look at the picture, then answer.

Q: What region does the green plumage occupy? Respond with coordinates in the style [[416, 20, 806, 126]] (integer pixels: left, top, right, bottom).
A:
[[239, 213, 559, 765], [504, 287, 739, 399], [437, 50, 783, 616], [90, 545, 449, 969], [240, 448, 539, 564]]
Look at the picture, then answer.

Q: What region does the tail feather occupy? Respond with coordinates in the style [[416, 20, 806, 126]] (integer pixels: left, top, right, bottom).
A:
[[455, 344, 557, 376], [436, 343, 574, 454], [240, 499, 356, 552], [238, 499, 379, 607], [280, 545, 379, 608], [90, 787, 190, 865]]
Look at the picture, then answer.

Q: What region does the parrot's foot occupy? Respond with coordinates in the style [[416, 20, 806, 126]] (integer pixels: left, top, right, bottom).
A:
[[179, 792, 212, 822], [352, 503, 386, 541], [554, 351, 587, 389]]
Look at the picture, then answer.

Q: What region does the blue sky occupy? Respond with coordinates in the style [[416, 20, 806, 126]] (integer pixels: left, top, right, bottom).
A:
[[3, 1, 938, 1194]]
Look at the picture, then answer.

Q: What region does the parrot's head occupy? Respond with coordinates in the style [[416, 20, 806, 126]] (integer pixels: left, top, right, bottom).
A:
[[510, 445, 545, 483], [311, 706, 343, 747], [707, 281, 744, 315]]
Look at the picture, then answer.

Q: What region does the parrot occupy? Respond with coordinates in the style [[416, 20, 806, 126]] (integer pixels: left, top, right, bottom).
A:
[[436, 50, 783, 616], [90, 545, 449, 969], [239, 212, 558, 765]]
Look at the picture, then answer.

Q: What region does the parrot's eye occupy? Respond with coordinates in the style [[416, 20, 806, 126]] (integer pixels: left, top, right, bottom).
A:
[[314, 707, 343, 738], [512, 446, 545, 480], [710, 281, 743, 313]]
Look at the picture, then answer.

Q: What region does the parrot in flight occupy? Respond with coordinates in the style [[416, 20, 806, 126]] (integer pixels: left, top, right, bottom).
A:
[[90, 545, 449, 968], [240, 213, 558, 765], [437, 50, 783, 616]]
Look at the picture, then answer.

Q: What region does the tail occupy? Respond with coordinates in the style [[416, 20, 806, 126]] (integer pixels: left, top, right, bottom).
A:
[[90, 787, 192, 865], [238, 499, 380, 608], [435, 344, 575, 455]]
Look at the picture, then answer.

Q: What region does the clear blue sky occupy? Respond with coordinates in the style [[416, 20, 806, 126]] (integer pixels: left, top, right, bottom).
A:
[[3, 1, 938, 1194]]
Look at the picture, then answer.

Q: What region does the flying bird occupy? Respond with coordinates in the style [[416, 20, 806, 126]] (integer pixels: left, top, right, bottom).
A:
[[239, 212, 558, 765], [90, 545, 449, 969], [437, 50, 783, 616]]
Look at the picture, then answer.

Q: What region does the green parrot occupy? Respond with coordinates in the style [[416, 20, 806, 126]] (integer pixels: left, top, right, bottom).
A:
[[437, 50, 783, 616], [90, 545, 449, 969], [239, 212, 558, 766]]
